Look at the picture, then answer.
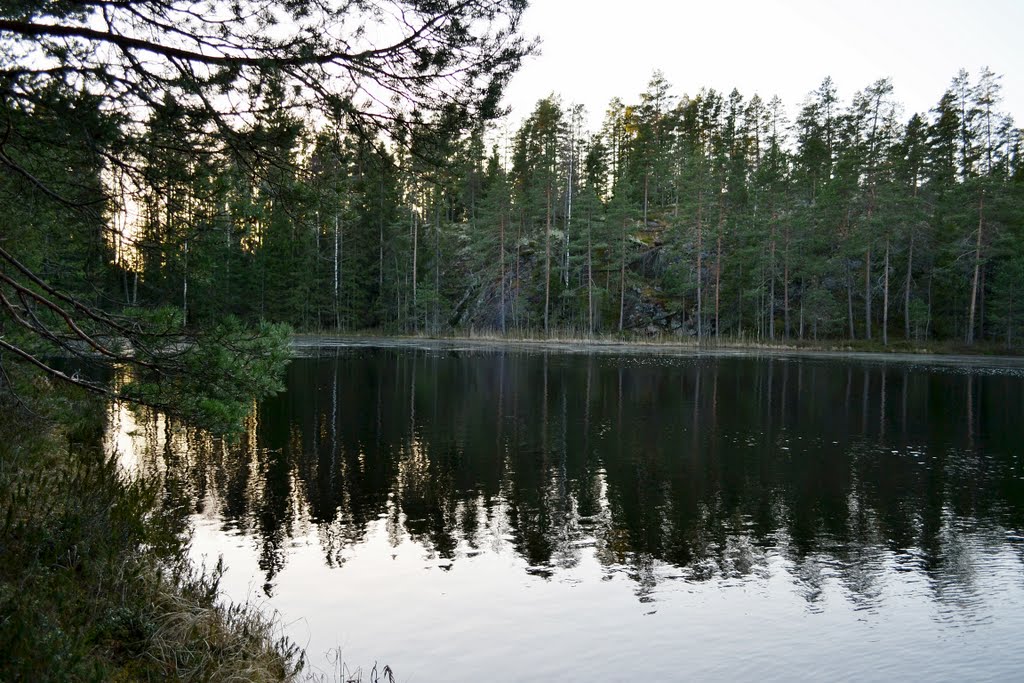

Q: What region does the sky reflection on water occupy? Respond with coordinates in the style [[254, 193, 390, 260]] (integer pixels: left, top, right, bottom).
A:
[[110, 346, 1024, 681]]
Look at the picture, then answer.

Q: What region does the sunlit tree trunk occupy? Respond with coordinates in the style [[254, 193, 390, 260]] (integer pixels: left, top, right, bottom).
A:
[[411, 206, 418, 333], [618, 217, 626, 333], [565, 124, 574, 288], [334, 213, 340, 328]]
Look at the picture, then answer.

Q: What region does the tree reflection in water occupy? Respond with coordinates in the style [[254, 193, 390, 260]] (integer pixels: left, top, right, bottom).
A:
[[114, 347, 1024, 616]]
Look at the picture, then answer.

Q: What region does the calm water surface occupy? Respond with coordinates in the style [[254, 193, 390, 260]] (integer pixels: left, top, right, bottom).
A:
[[110, 342, 1024, 681]]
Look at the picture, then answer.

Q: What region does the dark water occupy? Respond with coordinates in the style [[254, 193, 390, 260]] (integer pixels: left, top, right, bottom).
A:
[[111, 343, 1024, 681]]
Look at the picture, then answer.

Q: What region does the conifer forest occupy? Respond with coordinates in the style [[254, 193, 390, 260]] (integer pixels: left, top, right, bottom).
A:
[[3, 3, 1023, 350]]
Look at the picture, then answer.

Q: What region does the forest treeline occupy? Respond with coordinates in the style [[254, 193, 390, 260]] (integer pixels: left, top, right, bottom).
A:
[[17, 68, 1024, 346]]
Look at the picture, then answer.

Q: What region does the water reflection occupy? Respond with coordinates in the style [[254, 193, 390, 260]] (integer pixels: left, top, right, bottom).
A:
[[116, 348, 1024, 617]]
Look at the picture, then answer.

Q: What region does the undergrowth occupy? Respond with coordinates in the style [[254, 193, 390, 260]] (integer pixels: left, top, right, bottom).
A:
[[0, 372, 303, 681]]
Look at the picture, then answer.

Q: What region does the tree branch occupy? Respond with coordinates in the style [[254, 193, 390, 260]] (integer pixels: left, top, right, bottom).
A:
[[0, 18, 355, 68], [0, 336, 113, 399]]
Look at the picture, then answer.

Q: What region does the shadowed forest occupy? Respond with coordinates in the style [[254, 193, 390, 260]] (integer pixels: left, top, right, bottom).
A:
[[16, 69, 1021, 346]]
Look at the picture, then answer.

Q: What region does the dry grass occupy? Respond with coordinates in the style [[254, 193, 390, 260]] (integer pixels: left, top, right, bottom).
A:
[[297, 327, 1023, 359], [0, 376, 304, 681], [137, 560, 303, 682], [306, 650, 396, 683]]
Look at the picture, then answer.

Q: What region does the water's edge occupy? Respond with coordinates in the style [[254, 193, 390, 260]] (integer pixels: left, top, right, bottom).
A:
[[292, 333, 1024, 368]]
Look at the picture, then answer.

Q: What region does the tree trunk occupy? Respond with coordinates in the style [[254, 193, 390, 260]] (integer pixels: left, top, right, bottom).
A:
[[799, 278, 805, 341], [544, 183, 551, 335], [737, 265, 743, 338], [515, 213, 522, 331], [378, 207, 384, 294], [883, 237, 890, 346], [783, 252, 790, 340], [643, 172, 649, 227], [967, 192, 984, 344], [1008, 291, 1014, 349], [182, 239, 188, 327], [412, 207, 418, 333], [865, 245, 872, 341], [395, 253, 402, 327], [697, 193, 704, 340], [618, 217, 626, 333], [846, 263, 855, 340], [499, 210, 506, 334], [926, 276, 933, 339], [587, 213, 594, 336], [715, 200, 724, 341], [904, 234, 914, 339], [980, 266, 986, 341], [758, 263, 764, 340], [768, 216, 775, 341], [334, 213, 340, 328], [434, 202, 441, 333], [314, 212, 321, 330], [565, 140, 573, 288]]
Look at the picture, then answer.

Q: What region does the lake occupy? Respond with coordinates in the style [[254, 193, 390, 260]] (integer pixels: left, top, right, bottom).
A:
[[109, 340, 1024, 681]]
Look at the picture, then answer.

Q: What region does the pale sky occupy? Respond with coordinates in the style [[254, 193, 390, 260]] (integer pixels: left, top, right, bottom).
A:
[[501, 0, 1024, 131]]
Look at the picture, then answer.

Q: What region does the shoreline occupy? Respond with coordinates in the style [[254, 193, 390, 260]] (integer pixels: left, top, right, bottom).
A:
[[0, 396, 301, 680], [290, 333, 1024, 368]]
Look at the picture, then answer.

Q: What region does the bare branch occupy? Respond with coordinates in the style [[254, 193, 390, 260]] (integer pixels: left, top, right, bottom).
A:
[[0, 336, 113, 399]]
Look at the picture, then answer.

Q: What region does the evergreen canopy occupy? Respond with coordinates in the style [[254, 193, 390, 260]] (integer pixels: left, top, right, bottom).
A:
[[0, 0, 534, 430]]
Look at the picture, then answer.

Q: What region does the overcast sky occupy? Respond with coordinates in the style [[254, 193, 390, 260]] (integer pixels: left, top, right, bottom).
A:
[[500, 0, 1024, 131]]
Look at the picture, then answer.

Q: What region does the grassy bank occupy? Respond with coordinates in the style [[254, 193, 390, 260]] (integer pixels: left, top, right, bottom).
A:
[[0, 377, 302, 681]]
